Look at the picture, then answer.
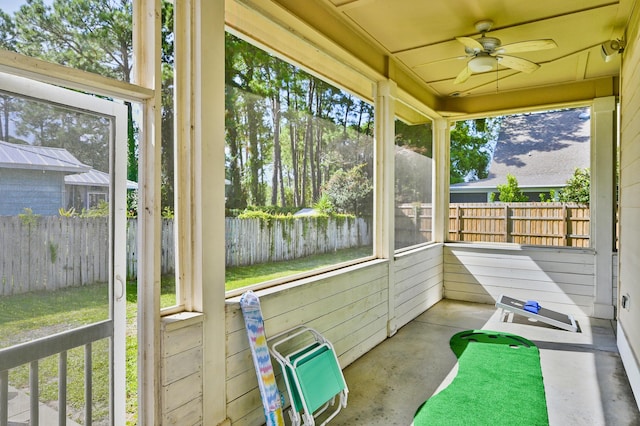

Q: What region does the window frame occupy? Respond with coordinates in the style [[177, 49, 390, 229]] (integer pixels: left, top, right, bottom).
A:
[[0, 68, 131, 425], [445, 106, 594, 249], [393, 116, 435, 254], [220, 31, 378, 298]]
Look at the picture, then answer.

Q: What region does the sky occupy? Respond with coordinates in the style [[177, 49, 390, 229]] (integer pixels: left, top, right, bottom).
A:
[[0, 0, 53, 15], [0, 1, 26, 15]]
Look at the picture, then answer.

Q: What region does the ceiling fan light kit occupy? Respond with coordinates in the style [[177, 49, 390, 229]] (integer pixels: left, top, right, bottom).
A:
[[469, 55, 495, 72], [453, 19, 557, 84]]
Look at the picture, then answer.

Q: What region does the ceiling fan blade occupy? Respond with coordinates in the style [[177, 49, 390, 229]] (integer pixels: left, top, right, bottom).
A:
[[497, 55, 540, 73], [453, 64, 472, 84], [456, 36, 483, 52], [497, 39, 557, 54]]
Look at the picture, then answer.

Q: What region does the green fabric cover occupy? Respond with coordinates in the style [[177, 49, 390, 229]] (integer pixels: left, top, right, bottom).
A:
[[413, 330, 548, 425], [287, 343, 346, 413]]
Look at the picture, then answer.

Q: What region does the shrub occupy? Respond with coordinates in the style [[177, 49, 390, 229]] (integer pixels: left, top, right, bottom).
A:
[[81, 200, 109, 217], [496, 174, 528, 202], [313, 194, 334, 215], [18, 208, 40, 226], [559, 168, 590, 203]]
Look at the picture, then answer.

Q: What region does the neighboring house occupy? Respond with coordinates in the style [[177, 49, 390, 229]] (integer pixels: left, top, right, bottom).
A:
[[450, 108, 591, 202], [65, 169, 138, 212], [0, 140, 137, 215], [0, 140, 91, 215]]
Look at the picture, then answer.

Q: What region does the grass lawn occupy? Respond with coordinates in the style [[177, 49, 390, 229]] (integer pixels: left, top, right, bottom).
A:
[[225, 246, 371, 291], [0, 246, 370, 424], [0, 283, 112, 423]]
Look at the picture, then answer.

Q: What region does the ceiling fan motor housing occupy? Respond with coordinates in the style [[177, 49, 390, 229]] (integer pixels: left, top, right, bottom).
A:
[[478, 36, 501, 52]]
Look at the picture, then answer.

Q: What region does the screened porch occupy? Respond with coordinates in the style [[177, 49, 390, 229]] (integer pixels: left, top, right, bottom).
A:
[[1, 0, 640, 425]]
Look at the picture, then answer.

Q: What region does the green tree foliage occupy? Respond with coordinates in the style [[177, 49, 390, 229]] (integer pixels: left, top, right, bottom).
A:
[[322, 164, 373, 216], [313, 193, 335, 215], [11, 0, 132, 79], [395, 120, 432, 204], [496, 173, 528, 202], [0, 0, 176, 210], [395, 119, 432, 157], [224, 33, 374, 215], [450, 118, 500, 184], [559, 168, 590, 203], [539, 189, 557, 203], [12, 100, 111, 171]]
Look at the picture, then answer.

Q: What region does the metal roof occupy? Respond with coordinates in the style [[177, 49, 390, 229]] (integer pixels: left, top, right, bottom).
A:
[[0, 140, 91, 173], [65, 169, 138, 190], [0, 141, 138, 189]]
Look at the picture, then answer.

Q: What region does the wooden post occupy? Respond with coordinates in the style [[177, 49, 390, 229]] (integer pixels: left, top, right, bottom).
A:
[[413, 205, 419, 245], [562, 204, 568, 246], [504, 205, 509, 243], [456, 205, 461, 241]]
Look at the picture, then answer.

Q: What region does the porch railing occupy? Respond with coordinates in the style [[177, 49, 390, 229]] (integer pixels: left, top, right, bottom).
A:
[[0, 320, 112, 426]]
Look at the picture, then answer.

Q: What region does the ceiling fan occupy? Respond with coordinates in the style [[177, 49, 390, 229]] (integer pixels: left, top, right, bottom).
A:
[[454, 20, 557, 84]]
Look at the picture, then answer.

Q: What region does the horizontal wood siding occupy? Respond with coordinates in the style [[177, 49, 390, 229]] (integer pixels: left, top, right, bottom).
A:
[[443, 245, 595, 316], [161, 313, 204, 425], [394, 245, 444, 328], [225, 261, 389, 425], [618, 2, 640, 370], [0, 169, 66, 216]]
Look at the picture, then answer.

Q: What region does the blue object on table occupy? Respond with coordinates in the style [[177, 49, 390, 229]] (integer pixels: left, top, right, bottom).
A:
[[524, 300, 541, 314]]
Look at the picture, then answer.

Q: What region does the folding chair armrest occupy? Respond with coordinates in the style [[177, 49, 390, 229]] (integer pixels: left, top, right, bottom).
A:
[[268, 325, 327, 358]]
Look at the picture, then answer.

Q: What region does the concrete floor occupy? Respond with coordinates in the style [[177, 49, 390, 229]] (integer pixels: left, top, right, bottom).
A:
[[329, 299, 640, 426]]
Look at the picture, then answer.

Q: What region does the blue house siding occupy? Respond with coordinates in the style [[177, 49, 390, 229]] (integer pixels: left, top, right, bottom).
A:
[[0, 169, 66, 216]]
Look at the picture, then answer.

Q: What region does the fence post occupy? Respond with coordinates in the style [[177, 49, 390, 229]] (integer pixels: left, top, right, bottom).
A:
[[413, 205, 419, 245], [504, 204, 510, 243], [456, 205, 461, 241], [562, 204, 568, 246]]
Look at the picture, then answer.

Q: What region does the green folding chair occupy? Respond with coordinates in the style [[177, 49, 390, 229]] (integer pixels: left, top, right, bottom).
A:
[[268, 326, 348, 426]]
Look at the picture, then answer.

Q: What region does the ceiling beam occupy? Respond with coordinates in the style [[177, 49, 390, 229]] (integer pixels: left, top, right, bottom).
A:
[[333, 0, 379, 12], [438, 77, 618, 117]]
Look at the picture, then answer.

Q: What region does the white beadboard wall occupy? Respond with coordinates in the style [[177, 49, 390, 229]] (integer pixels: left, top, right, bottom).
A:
[[160, 312, 204, 425], [443, 244, 596, 316], [618, 1, 640, 407], [225, 260, 390, 425], [394, 244, 444, 329], [224, 244, 445, 425]]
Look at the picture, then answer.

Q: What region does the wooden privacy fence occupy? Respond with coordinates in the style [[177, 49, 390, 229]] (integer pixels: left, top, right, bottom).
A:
[[0, 217, 175, 296], [125, 218, 175, 279], [0, 216, 370, 295], [225, 216, 372, 267], [396, 202, 590, 247], [1, 204, 587, 295], [0, 216, 110, 296], [395, 204, 433, 249], [448, 203, 590, 246]]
